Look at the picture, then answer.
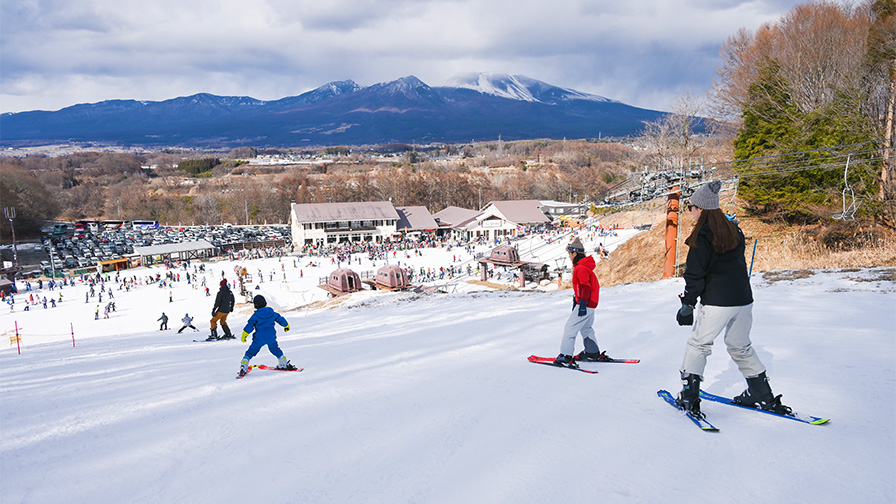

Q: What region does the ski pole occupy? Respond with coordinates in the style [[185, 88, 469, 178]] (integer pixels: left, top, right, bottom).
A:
[[749, 238, 758, 277]]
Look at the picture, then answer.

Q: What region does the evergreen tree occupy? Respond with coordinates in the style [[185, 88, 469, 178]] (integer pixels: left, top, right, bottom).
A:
[[733, 60, 878, 220]]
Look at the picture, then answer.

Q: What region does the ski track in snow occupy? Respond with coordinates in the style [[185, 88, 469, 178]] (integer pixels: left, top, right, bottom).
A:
[[0, 234, 893, 504]]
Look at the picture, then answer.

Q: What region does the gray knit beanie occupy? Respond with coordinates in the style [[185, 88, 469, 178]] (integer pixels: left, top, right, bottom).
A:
[[690, 180, 722, 210], [566, 237, 585, 253]]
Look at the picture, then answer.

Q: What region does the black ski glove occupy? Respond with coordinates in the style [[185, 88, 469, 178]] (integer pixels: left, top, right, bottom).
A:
[[578, 299, 588, 317], [676, 295, 694, 326]]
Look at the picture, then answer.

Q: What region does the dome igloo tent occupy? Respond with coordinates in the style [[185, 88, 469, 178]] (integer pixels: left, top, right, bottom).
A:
[[319, 268, 363, 296], [372, 264, 411, 290]]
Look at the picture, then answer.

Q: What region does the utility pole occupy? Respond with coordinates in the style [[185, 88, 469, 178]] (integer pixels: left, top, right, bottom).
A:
[[3, 207, 18, 267]]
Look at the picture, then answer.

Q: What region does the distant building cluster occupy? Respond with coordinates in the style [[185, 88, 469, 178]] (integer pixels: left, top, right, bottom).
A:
[[289, 199, 588, 247]]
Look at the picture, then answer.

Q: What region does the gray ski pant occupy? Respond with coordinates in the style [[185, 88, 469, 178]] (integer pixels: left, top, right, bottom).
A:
[[560, 306, 600, 356], [680, 303, 766, 378]]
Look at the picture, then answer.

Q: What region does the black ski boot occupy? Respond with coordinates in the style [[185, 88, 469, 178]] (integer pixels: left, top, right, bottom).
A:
[[574, 350, 600, 362], [553, 354, 579, 368], [676, 372, 703, 417], [205, 328, 218, 341], [732, 372, 793, 416], [575, 350, 613, 362], [220, 328, 235, 340]]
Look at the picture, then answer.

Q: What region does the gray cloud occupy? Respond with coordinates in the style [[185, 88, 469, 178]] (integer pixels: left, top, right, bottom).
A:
[[0, 0, 849, 114]]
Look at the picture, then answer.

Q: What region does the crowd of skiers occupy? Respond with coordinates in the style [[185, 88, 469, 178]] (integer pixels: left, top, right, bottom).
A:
[[3, 292, 64, 311], [8, 192, 796, 414]]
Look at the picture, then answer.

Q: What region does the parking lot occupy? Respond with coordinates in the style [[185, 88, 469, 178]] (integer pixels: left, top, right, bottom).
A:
[[36, 224, 291, 276]]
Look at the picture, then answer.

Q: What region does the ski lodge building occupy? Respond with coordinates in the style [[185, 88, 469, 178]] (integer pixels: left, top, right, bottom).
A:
[[290, 201, 400, 246], [290, 199, 555, 246], [433, 200, 551, 242]]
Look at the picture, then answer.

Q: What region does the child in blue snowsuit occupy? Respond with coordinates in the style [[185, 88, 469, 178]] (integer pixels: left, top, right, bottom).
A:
[[238, 295, 296, 377]]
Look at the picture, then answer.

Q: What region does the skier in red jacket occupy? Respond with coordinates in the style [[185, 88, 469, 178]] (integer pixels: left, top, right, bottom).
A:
[[554, 237, 611, 366]]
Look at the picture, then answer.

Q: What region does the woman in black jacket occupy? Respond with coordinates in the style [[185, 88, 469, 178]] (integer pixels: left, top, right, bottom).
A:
[[675, 181, 791, 417]]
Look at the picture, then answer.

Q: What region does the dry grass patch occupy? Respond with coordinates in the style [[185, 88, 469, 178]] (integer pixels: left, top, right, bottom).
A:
[[760, 269, 816, 283]]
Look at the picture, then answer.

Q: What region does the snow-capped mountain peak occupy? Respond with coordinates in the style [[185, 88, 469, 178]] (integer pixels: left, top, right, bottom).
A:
[[441, 72, 539, 101], [440, 72, 615, 105]]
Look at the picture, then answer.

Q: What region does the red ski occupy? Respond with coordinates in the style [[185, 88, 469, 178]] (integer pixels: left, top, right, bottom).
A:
[[527, 355, 598, 374], [528, 354, 640, 364], [253, 364, 304, 373]]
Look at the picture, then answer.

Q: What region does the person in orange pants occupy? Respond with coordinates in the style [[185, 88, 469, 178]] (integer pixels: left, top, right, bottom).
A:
[[208, 279, 235, 340]]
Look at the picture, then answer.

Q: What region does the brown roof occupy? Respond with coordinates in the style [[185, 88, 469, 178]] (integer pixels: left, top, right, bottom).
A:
[[395, 206, 438, 231], [291, 201, 398, 223], [488, 200, 550, 224], [432, 206, 481, 228]]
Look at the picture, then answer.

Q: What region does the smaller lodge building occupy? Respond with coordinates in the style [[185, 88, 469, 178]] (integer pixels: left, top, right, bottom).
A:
[[435, 200, 550, 242]]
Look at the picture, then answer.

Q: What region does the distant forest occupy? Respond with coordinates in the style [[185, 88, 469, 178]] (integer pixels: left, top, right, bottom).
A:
[[0, 140, 665, 237]]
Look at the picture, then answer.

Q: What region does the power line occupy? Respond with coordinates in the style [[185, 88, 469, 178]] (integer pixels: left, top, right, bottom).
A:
[[600, 142, 890, 208]]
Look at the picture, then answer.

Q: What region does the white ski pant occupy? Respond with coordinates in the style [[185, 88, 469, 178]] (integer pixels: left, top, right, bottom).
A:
[[680, 303, 766, 378], [560, 306, 599, 356]]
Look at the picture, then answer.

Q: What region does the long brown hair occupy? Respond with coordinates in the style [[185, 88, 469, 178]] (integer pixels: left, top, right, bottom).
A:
[[685, 208, 739, 253]]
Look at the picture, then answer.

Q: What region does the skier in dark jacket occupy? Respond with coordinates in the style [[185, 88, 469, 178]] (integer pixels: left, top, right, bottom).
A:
[[675, 181, 791, 417], [238, 295, 296, 377], [158, 312, 168, 330], [208, 279, 235, 340], [553, 237, 611, 367]]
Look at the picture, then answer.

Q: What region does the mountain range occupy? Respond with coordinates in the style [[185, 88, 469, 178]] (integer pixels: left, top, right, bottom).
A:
[[0, 73, 668, 148]]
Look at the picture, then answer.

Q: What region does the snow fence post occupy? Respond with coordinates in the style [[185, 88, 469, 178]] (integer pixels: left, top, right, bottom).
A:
[[15, 320, 21, 355], [71, 322, 76, 348]]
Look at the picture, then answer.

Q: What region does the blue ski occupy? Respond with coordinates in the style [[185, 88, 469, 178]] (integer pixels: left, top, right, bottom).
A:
[[699, 391, 829, 425], [657, 389, 719, 432]]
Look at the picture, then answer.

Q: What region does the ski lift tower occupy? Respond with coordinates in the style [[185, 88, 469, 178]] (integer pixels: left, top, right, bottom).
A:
[[663, 183, 681, 279]]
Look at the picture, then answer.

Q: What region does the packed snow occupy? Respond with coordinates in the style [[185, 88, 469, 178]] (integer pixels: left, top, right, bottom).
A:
[[1, 230, 893, 504]]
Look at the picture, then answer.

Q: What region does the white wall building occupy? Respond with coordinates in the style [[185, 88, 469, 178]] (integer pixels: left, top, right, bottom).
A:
[[290, 201, 399, 247]]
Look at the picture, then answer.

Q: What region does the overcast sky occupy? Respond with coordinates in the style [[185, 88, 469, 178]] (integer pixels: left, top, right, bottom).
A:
[[0, 0, 847, 114]]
